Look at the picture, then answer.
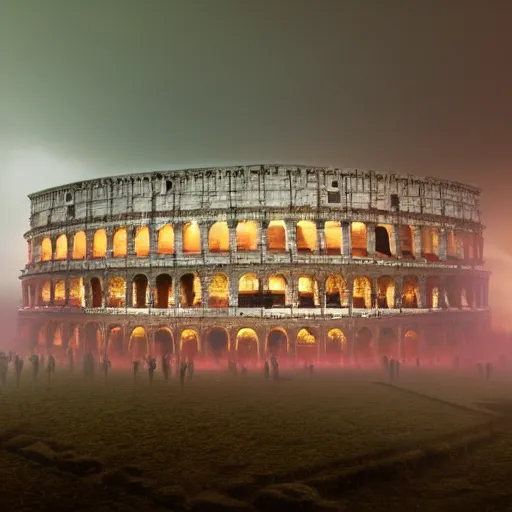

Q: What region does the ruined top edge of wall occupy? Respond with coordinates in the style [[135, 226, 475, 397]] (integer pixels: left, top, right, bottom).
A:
[[27, 165, 481, 200]]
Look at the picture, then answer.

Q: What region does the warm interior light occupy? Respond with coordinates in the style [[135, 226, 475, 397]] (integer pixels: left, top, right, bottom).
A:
[[93, 229, 107, 258], [183, 222, 201, 253], [157, 224, 175, 254], [209, 221, 229, 252]]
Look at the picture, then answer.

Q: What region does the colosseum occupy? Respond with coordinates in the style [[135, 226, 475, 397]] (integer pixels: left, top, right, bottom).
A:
[[17, 165, 490, 365]]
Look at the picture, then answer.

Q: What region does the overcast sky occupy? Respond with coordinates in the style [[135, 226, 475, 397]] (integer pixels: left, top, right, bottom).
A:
[[1, 0, 512, 337]]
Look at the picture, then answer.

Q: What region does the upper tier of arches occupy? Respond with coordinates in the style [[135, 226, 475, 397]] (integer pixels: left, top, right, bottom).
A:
[[28, 220, 484, 266]]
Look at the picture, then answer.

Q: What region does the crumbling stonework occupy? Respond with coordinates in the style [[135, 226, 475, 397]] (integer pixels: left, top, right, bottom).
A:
[[17, 165, 490, 363]]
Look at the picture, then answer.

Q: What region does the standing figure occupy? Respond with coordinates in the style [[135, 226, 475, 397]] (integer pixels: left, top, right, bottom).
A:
[[264, 361, 270, 380], [14, 355, 24, 387], [0, 352, 8, 388], [187, 360, 194, 381], [147, 357, 157, 386], [101, 356, 111, 382], [179, 360, 187, 390], [270, 355, 279, 380], [47, 355, 56, 382], [162, 354, 171, 382], [29, 354, 40, 381], [132, 360, 140, 382]]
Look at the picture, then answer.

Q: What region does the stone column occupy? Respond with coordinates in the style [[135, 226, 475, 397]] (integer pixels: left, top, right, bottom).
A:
[[396, 325, 403, 361], [200, 223, 209, 255], [372, 277, 378, 309], [65, 278, 70, 306], [174, 222, 183, 259], [342, 222, 352, 257], [103, 271, 109, 307], [418, 275, 427, 309], [346, 275, 354, 313], [50, 279, 55, 306], [126, 276, 133, 308], [393, 225, 402, 258], [366, 223, 376, 258], [85, 230, 94, 260], [290, 275, 299, 308], [412, 226, 422, 259], [66, 234, 73, 261], [285, 220, 297, 258], [173, 275, 180, 308], [394, 275, 403, 310], [127, 225, 136, 257], [260, 220, 268, 259], [106, 228, 114, 259], [228, 220, 237, 254], [318, 279, 326, 314], [84, 279, 91, 308], [317, 220, 325, 255], [228, 272, 238, 307], [202, 274, 209, 308], [438, 228, 447, 261], [150, 225, 158, 255]]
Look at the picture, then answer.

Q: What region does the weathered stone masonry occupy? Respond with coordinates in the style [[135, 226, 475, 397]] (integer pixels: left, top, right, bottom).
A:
[[18, 165, 490, 363]]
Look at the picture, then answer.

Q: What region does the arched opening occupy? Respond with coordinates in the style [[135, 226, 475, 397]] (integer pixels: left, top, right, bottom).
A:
[[326, 328, 347, 362], [72, 231, 86, 259], [267, 274, 287, 307], [375, 225, 392, 257], [353, 276, 372, 308], [90, 278, 102, 308], [236, 220, 258, 251], [377, 276, 395, 308], [113, 228, 127, 258], [325, 275, 347, 308], [41, 237, 52, 261], [208, 274, 229, 308], [208, 221, 229, 253], [296, 328, 317, 361], [107, 326, 124, 360], [156, 274, 173, 308], [421, 227, 439, 261], [267, 220, 286, 252], [325, 221, 342, 254], [238, 273, 261, 307], [402, 276, 419, 308], [154, 328, 174, 357], [27, 241, 32, 264], [354, 327, 374, 363], [41, 280, 52, 305], [157, 224, 175, 254], [447, 230, 457, 260], [267, 328, 288, 357], [426, 276, 441, 309], [208, 327, 229, 359], [84, 323, 102, 355], [403, 330, 419, 362], [129, 326, 147, 360], [236, 328, 258, 361], [296, 221, 317, 253], [55, 234, 68, 260], [378, 328, 398, 358], [93, 229, 107, 258], [183, 222, 201, 254], [135, 226, 150, 257], [53, 280, 66, 306], [298, 275, 318, 308], [132, 274, 148, 308], [399, 225, 414, 258], [180, 273, 202, 307], [351, 222, 368, 257], [180, 329, 199, 360], [108, 277, 126, 308]]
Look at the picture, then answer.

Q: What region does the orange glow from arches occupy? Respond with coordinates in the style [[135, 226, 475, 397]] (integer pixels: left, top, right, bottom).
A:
[[41, 280, 51, 305], [93, 229, 107, 258], [55, 234, 68, 260], [183, 222, 201, 254], [268, 275, 286, 293], [267, 220, 286, 251], [296, 221, 317, 252], [41, 237, 52, 261], [353, 276, 372, 308], [108, 277, 126, 307], [236, 328, 259, 352], [236, 221, 258, 251], [180, 329, 200, 352], [208, 273, 229, 307], [54, 280, 66, 305], [239, 273, 259, 293], [351, 222, 367, 257], [69, 278, 84, 307], [113, 228, 127, 257], [297, 328, 316, 345], [327, 328, 347, 349], [135, 226, 150, 257], [209, 221, 229, 252], [325, 221, 342, 254], [157, 224, 174, 254], [72, 231, 86, 259]]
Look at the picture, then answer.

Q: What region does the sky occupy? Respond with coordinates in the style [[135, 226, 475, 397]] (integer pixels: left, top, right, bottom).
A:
[[1, 0, 512, 340]]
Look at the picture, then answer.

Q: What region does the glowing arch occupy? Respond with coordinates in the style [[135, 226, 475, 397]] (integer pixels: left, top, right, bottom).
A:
[[108, 277, 126, 308], [55, 234, 68, 260], [266, 328, 289, 357], [135, 226, 150, 257], [353, 276, 372, 309], [236, 221, 258, 251], [41, 237, 52, 261], [53, 280, 66, 306], [157, 224, 175, 254], [267, 220, 286, 251], [129, 326, 148, 360], [325, 221, 342, 254], [183, 222, 201, 254], [208, 273, 229, 308], [351, 222, 367, 257], [113, 228, 127, 257], [235, 328, 259, 360], [296, 221, 317, 252], [180, 273, 202, 307], [209, 221, 229, 253], [72, 231, 86, 259], [325, 274, 348, 307], [93, 229, 107, 258], [180, 329, 200, 359]]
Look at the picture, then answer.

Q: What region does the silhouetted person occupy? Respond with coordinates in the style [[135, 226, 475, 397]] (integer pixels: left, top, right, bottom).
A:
[[187, 360, 194, 381], [46, 355, 56, 382], [102, 357, 111, 382], [179, 361, 187, 390], [264, 361, 270, 380], [14, 356, 23, 387], [147, 357, 156, 386], [132, 360, 140, 382], [162, 354, 171, 382], [270, 356, 279, 380], [0, 352, 8, 388], [29, 354, 40, 381]]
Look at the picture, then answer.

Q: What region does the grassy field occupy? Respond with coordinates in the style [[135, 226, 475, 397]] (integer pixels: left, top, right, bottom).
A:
[[0, 365, 511, 511]]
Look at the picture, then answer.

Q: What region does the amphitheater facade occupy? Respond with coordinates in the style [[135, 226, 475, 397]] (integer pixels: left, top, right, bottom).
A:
[[18, 165, 490, 364]]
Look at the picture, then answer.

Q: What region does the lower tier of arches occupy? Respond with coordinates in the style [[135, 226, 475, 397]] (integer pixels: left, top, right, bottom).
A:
[[17, 312, 490, 365]]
